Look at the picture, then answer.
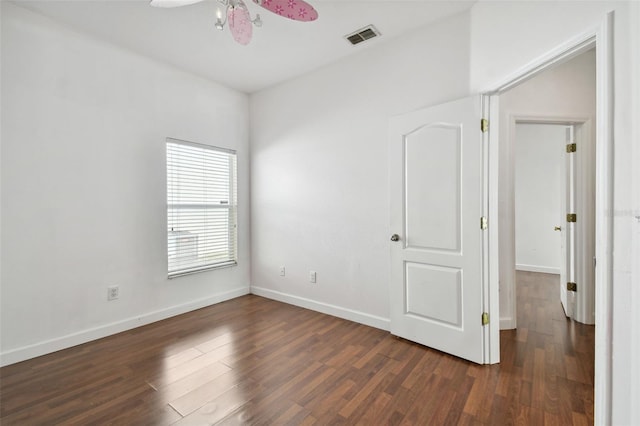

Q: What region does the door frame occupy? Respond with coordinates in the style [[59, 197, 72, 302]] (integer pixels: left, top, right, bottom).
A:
[[482, 13, 613, 425]]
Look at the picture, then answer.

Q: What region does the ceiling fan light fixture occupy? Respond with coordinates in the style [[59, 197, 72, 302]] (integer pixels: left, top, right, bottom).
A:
[[215, 7, 226, 30]]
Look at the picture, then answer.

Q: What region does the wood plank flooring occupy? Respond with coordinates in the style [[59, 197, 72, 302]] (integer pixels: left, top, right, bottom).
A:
[[0, 272, 594, 425]]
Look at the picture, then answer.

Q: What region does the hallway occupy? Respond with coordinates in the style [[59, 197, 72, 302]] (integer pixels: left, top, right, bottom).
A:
[[500, 270, 595, 423]]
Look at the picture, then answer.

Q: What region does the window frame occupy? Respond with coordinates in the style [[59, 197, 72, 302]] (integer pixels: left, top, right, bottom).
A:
[[166, 137, 238, 278]]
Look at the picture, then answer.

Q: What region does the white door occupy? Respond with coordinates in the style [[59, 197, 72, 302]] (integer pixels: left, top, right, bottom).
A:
[[560, 125, 577, 318], [389, 96, 486, 364], [558, 128, 568, 315]]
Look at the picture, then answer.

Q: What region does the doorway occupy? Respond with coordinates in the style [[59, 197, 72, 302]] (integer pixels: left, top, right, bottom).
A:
[[514, 123, 566, 281], [484, 30, 610, 421], [497, 49, 597, 330], [513, 119, 595, 325]]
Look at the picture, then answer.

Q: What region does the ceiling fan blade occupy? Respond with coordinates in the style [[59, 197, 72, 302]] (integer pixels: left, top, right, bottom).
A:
[[228, 1, 253, 45], [149, 0, 204, 8], [255, 0, 318, 22]]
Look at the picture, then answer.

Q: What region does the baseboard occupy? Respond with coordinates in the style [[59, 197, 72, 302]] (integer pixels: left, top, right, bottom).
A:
[[500, 317, 516, 330], [515, 264, 560, 274], [250, 286, 390, 331], [0, 287, 250, 367]]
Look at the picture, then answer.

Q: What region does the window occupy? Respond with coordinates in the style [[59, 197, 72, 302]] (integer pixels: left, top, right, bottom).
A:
[[166, 138, 237, 277]]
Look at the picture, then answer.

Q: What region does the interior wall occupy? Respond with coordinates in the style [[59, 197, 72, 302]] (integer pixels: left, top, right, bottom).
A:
[[496, 50, 596, 329], [0, 0, 3, 346], [249, 12, 471, 327], [0, 3, 251, 366], [470, 2, 639, 423], [631, 3, 640, 420], [514, 123, 565, 273]]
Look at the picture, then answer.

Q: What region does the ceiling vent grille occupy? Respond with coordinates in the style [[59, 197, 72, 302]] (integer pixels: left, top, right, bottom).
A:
[[345, 25, 381, 46]]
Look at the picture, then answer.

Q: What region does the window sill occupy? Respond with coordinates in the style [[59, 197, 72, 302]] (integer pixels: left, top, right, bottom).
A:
[[168, 261, 238, 279]]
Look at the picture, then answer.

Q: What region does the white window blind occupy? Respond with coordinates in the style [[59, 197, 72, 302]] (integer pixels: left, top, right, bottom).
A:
[[166, 138, 237, 278]]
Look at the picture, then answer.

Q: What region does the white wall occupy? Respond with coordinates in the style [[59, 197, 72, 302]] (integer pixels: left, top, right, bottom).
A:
[[250, 13, 471, 328], [0, 0, 3, 354], [0, 3, 250, 366], [470, 2, 639, 424], [496, 50, 596, 328], [514, 124, 565, 273], [630, 3, 640, 422]]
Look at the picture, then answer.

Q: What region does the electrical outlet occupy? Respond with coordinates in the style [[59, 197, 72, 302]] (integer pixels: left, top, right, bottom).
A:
[[309, 271, 317, 284], [280, 266, 286, 277], [107, 285, 119, 301]]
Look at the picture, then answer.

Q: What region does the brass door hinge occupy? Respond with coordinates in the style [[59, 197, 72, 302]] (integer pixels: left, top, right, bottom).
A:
[[567, 282, 577, 292], [482, 312, 490, 325], [567, 213, 577, 223], [481, 119, 489, 133], [480, 216, 487, 230], [566, 143, 577, 153]]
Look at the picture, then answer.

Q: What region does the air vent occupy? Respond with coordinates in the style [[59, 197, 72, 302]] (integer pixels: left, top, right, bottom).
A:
[[345, 25, 381, 46]]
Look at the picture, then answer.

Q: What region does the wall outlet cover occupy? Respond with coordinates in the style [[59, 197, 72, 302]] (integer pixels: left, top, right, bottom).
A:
[[107, 286, 119, 301]]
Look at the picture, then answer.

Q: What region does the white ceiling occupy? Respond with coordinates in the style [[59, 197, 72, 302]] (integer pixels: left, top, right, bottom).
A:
[[12, 0, 476, 93]]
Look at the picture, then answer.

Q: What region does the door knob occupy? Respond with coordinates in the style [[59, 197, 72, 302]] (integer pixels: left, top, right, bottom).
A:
[[554, 226, 562, 231], [390, 234, 400, 242]]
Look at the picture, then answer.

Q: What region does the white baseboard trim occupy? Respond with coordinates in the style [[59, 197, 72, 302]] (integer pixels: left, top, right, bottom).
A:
[[500, 317, 516, 330], [0, 287, 250, 367], [250, 286, 390, 331], [515, 264, 560, 275]]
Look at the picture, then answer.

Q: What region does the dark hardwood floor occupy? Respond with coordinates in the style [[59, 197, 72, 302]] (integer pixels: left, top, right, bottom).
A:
[[0, 272, 594, 425]]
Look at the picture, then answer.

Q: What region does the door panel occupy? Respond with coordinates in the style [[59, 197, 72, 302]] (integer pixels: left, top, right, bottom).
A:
[[390, 96, 485, 364], [405, 263, 462, 328], [405, 124, 461, 252]]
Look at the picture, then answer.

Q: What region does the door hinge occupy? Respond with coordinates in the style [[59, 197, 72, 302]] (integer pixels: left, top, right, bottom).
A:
[[481, 119, 489, 133], [567, 282, 577, 292], [566, 213, 577, 223], [566, 143, 577, 153], [480, 216, 487, 230], [482, 312, 490, 325]]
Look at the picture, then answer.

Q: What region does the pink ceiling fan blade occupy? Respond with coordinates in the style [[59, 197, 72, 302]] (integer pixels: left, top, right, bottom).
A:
[[228, 1, 253, 45], [255, 0, 318, 22]]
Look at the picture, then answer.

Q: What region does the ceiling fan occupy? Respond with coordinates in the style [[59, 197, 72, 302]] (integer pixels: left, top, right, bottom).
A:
[[149, 0, 319, 46]]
